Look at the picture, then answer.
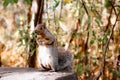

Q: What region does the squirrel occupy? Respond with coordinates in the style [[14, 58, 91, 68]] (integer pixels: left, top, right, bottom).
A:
[[34, 23, 73, 71]]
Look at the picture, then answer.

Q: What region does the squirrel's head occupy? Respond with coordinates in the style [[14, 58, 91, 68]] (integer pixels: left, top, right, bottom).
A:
[[34, 23, 46, 35]]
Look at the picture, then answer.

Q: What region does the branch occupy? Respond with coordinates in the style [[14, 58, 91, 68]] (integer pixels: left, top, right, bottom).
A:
[[80, 0, 90, 50], [59, 0, 63, 19], [104, 6, 113, 32], [34, 0, 44, 26], [81, 0, 88, 15], [46, 0, 50, 26], [28, 0, 44, 68], [102, 1, 118, 79], [80, 0, 91, 79]]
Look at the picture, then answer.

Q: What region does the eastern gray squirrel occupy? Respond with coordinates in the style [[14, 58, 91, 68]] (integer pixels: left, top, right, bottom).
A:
[[34, 23, 73, 71]]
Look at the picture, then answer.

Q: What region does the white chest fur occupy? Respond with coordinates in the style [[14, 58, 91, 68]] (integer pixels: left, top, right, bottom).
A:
[[37, 45, 58, 70]]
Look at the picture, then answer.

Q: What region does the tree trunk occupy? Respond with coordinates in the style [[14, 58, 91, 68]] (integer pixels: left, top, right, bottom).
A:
[[28, 0, 44, 68]]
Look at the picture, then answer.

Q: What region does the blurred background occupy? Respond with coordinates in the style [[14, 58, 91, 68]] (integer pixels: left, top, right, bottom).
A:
[[0, 0, 120, 80]]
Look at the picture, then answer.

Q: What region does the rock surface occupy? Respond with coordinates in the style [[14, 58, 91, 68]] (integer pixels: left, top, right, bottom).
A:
[[0, 67, 78, 80]]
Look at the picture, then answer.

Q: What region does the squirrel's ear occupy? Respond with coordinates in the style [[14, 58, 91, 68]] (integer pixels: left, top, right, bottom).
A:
[[42, 22, 46, 28]]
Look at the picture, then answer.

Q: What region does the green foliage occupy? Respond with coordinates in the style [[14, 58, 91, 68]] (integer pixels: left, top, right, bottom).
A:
[[19, 29, 30, 45], [24, 0, 31, 4], [95, 19, 101, 29], [85, 51, 90, 55], [3, 0, 18, 7], [85, 64, 90, 71], [112, 70, 120, 78], [105, 0, 112, 8], [3, 0, 31, 7], [92, 31, 95, 37], [90, 39, 95, 44], [97, 36, 103, 42], [75, 63, 84, 75], [19, 27, 37, 56], [88, 15, 91, 24], [53, 0, 59, 10], [1, 0, 119, 79]]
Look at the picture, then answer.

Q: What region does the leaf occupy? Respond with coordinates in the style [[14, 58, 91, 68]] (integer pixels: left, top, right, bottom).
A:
[[112, 70, 120, 78], [105, 0, 112, 8], [90, 39, 95, 44], [25, 0, 31, 4], [3, 0, 18, 7], [86, 64, 90, 71], [30, 49, 36, 56], [53, 0, 59, 10], [3, 0, 10, 7], [92, 31, 95, 37], [13, 0, 18, 3], [75, 63, 84, 75], [97, 36, 103, 42], [85, 51, 90, 55], [95, 19, 101, 29], [88, 15, 91, 24]]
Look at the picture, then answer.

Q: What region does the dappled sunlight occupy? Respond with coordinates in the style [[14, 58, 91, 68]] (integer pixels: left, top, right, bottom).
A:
[[0, 0, 120, 80]]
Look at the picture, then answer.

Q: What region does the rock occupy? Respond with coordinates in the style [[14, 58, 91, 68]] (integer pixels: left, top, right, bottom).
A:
[[0, 67, 78, 80]]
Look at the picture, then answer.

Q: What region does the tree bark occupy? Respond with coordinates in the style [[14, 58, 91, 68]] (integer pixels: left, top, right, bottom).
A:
[[28, 0, 44, 67]]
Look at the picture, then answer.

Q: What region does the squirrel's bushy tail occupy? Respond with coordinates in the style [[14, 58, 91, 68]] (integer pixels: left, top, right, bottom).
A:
[[57, 48, 73, 71]]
